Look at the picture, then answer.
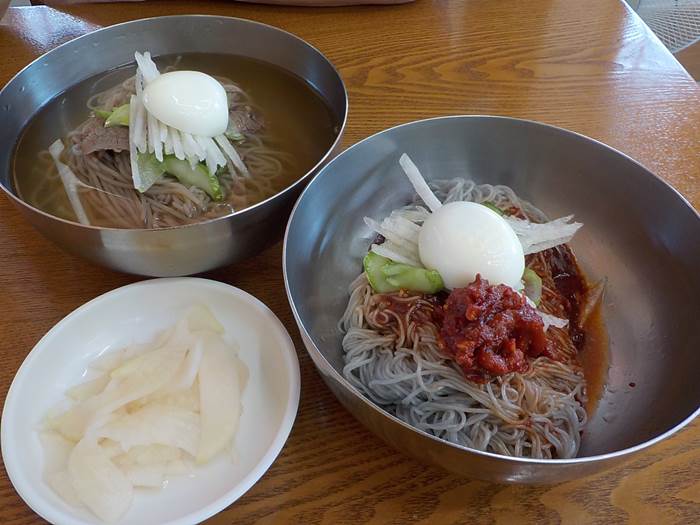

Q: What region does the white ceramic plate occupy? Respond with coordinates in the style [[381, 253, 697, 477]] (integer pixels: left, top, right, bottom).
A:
[[1, 278, 300, 525]]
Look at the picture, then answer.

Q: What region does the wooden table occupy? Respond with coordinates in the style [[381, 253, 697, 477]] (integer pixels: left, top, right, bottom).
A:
[[1, 1, 699, 523]]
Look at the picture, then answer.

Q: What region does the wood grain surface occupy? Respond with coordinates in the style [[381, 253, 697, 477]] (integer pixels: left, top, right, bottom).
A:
[[1, 1, 699, 523]]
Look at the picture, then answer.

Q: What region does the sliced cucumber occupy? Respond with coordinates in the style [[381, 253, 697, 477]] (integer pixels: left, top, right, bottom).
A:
[[163, 156, 223, 201], [363, 252, 396, 293], [522, 268, 543, 306], [364, 251, 444, 294]]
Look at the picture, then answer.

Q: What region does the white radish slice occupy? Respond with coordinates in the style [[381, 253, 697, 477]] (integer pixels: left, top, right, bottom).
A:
[[131, 93, 148, 155], [89, 350, 125, 373], [99, 438, 124, 458], [370, 240, 422, 267], [40, 431, 75, 473], [66, 374, 110, 402], [195, 136, 226, 175], [48, 140, 90, 225], [147, 112, 161, 158], [505, 215, 583, 255], [120, 464, 164, 488], [187, 304, 224, 334], [68, 437, 133, 523], [134, 51, 160, 84], [52, 345, 187, 440], [197, 335, 245, 463], [164, 457, 193, 476], [128, 94, 145, 192], [143, 381, 200, 412], [46, 470, 84, 508], [399, 153, 443, 213], [122, 327, 174, 361], [364, 216, 418, 248], [170, 127, 185, 160], [538, 311, 569, 331], [98, 404, 200, 457], [123, 444, 183, 465], [167, 344, 203, 392], [214, 134, 249, 176]]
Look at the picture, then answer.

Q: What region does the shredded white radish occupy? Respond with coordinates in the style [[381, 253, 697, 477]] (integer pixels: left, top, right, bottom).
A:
[[364, 216, 418, 249], [506, 215, 583, 255], [370, 241, 422, 267], [40, 305, 248, 524], [134, 51, 160, 83], [181, 133, 205, 164], [158, 118, 169, 143], [170, 127, 185, 160], [127, 95, 146, 192], [134, 100, 148, 155], [215, 134, 249, 176], [195, 136, 226, 175], [399, 154, 443, 213], [147, 112, 160, 158], [48, 140, 91, 225], [538, 311, 569, 331]]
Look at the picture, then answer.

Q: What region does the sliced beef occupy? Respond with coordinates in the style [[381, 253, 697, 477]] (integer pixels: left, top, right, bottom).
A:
[[229, 107, 264, 135], [76, 117, 129, 155]]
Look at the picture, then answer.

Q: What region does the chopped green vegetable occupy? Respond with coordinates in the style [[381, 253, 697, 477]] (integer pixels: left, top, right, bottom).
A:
[[136, 153, 166, 192], [522, 268, 542, 306], [383, 262, 444, 293], [163, 156, 223, 201], [104, 103, 130, 128], [364, 252, 395, 293], [93, 108, 111, 119], [482, 202, 504, 216], [363, 252, 444, 294]]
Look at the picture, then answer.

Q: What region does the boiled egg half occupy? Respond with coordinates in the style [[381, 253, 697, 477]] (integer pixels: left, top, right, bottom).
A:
[[143, 71, 228, 137], [418, 201, 524, 289]]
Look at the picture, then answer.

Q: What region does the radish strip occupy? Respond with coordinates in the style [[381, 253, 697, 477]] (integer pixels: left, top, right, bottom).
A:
[[170, 127, 185, 160], [128, 95, 146, 192], [399, 154, 443, 213], [214, 134, 249, 177], [48, 140, 90, 225]]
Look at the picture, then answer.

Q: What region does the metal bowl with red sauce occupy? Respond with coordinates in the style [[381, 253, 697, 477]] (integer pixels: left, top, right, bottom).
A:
[[284, 116, 700, 483]]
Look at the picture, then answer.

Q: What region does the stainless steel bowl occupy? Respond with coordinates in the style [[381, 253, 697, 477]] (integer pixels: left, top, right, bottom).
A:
[[0, 15, 347, 276], [283, 116, 700, 483]]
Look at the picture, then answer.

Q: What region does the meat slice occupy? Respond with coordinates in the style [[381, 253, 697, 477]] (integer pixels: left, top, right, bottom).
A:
[[76, 117, 129, 155], [229, 107, 264, 135]]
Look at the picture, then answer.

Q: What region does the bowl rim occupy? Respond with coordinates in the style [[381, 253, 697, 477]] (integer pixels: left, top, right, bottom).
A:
[[0, 14, 348, 232], [283, 114, 700, 467], [1, 277, 301, 525]]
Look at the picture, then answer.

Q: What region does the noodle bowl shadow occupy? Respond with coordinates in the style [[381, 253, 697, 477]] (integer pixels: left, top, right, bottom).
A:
[[283, 116, 700, 484], [0, 16, 347, 276]]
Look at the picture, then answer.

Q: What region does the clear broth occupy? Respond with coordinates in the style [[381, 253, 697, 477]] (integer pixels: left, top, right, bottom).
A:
[[12, 53, 339, 225]]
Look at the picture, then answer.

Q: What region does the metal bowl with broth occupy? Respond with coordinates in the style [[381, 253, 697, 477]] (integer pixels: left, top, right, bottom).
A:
[[283, 116, 700, 484], [0, 15, 347, 276]]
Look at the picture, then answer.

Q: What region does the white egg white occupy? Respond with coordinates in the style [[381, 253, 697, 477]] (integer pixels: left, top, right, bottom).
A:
[[418, 201, 524, 289], [143, 71, 229, 137]]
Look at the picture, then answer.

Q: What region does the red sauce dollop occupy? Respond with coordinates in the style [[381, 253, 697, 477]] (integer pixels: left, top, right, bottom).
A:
[[438, 275, 551, 382]]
